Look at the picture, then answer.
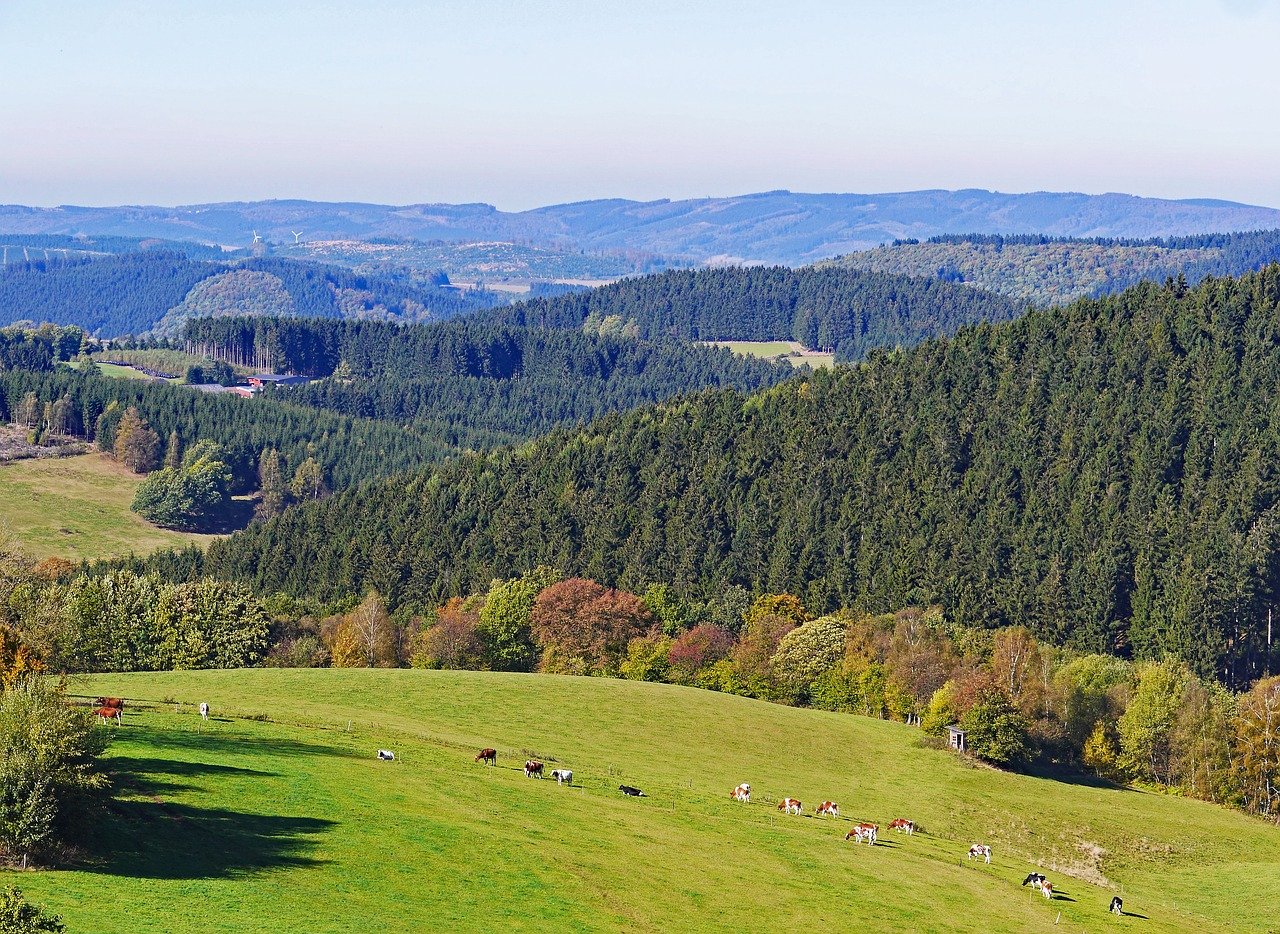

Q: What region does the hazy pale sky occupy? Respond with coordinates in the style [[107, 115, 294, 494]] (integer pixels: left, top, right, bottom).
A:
[[1, 0, 1278, 209]]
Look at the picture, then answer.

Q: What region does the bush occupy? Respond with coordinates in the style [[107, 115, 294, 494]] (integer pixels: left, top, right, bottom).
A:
[[0, 887, 64, 933], [959, 690, 1031, 766], [0, 678, 108, 867], [620, 631, 672, 682]]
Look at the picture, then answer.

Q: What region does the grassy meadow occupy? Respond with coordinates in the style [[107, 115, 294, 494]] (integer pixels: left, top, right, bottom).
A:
[[0, 453, 220, 560], [705, 340, 837, 368], [17, 669, 1278, 933]]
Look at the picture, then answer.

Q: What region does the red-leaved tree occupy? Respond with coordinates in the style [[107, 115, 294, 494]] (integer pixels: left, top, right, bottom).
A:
[[530, 578, 652, 675], [667, 624, 736, 681]]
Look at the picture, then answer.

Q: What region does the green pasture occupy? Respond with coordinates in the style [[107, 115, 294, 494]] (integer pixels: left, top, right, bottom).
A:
[[64, 360, 158, 381], [704, 340, 837, 368], [0, 453, 220, 560], [16, 669, 1277, 932]]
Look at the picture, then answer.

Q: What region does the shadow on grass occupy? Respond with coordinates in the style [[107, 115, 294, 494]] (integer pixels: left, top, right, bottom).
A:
[[91, 799, 333, 879], [109, 757, 277, 797], [86, 752, 334, 879], [111, 725, 360, 762], [1021, 763, 1134, 792]]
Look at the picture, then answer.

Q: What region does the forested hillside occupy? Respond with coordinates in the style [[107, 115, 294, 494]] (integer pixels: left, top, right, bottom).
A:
[[479, 265, 1021, 361], [182, 268, 1280, 686], [829, 230, 1280, 305], [0, 251, 503, 337], [184, 316, 791, 445], [1, 318, 789, 489], [0, 367, 450, 491]]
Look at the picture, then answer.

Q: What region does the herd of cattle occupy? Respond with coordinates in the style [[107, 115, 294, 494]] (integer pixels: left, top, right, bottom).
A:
[[89, 698, 1126, 918], [474, 749, 1129, 917]]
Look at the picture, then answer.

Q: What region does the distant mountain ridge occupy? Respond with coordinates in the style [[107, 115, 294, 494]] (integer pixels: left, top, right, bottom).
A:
[[4, 188, 1280, 265]]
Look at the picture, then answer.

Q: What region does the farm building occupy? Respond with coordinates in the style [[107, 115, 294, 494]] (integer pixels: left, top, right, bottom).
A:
[[247, 374, 311, 388]]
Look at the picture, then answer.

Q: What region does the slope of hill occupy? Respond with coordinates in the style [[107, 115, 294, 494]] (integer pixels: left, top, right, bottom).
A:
[[0, 251, 503, 337], [23, 668, 1276, 932], [478, 265, 1022, 362], [0, 453, 224, 560], [5, 189, 1280, 264], [826, 230, 1280, 305], [179, 316, 793, 447], [186, 268, 1280, 685]]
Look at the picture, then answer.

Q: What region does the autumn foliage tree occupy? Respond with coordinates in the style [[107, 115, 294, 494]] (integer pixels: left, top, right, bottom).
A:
[[1236, 676, 1280, 818], [413, 597, 483, 670], [112, 406, 160, 473], [530, 578, 652, 675]]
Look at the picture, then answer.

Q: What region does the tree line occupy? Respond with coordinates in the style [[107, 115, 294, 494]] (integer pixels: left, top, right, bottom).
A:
[[263, 571, 1280, 824], [167, 268, 1280, 688]]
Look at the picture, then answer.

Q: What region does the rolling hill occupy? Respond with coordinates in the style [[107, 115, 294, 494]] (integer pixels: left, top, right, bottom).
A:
[[477, 265, 1022, 362], [0, 251, 503, 337], [23, 668, 1277, 932], [825, 230, 1280, 305], [5, 189, 1280, 265]]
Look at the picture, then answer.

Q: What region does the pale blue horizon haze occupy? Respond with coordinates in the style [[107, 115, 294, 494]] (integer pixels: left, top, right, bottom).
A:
[[1, 0, 1278, 210]]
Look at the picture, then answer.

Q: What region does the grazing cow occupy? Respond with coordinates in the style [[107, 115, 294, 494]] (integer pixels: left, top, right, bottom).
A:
[[844, 823, 878, 845], [94, 706, 122, 725], [1021, 873, 1047, 887], [731, 783, 751, 803], [619, 785, 646, 797], [376, 749, 395, 761], [1109, 896, 1123, 916], [524, 760, 544, 779], [198, 702, 209, 721], [815, 801, 840, 818], [475, 748, 498, 766], [96, 697, 124, 711], [888, 818, 915, 835], [777, 798, 802, 815], [550, 769, 573, 785], [968, 844, 992, 864]]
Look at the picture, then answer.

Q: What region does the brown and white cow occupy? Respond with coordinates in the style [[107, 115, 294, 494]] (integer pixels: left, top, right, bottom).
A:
[[731, 783, 751, 803], [1038, 880, 1054, 900], [967, 844, 991, 864], [475, 748, 498, 766], [94, 706, 122, 725], [777, 797, 802, 815], [888, 818, 915, 835], [815, 801, 840, 818], [844, 823, 877, 845], [524, 760, 544, 778]]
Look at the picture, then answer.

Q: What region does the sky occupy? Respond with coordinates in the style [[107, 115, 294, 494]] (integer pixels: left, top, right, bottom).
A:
[[1, 0, 1278, 210]]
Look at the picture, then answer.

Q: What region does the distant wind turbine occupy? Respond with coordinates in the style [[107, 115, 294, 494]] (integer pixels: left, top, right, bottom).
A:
[[251, 230, 262, 244], [291, 231, 303, 244]]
